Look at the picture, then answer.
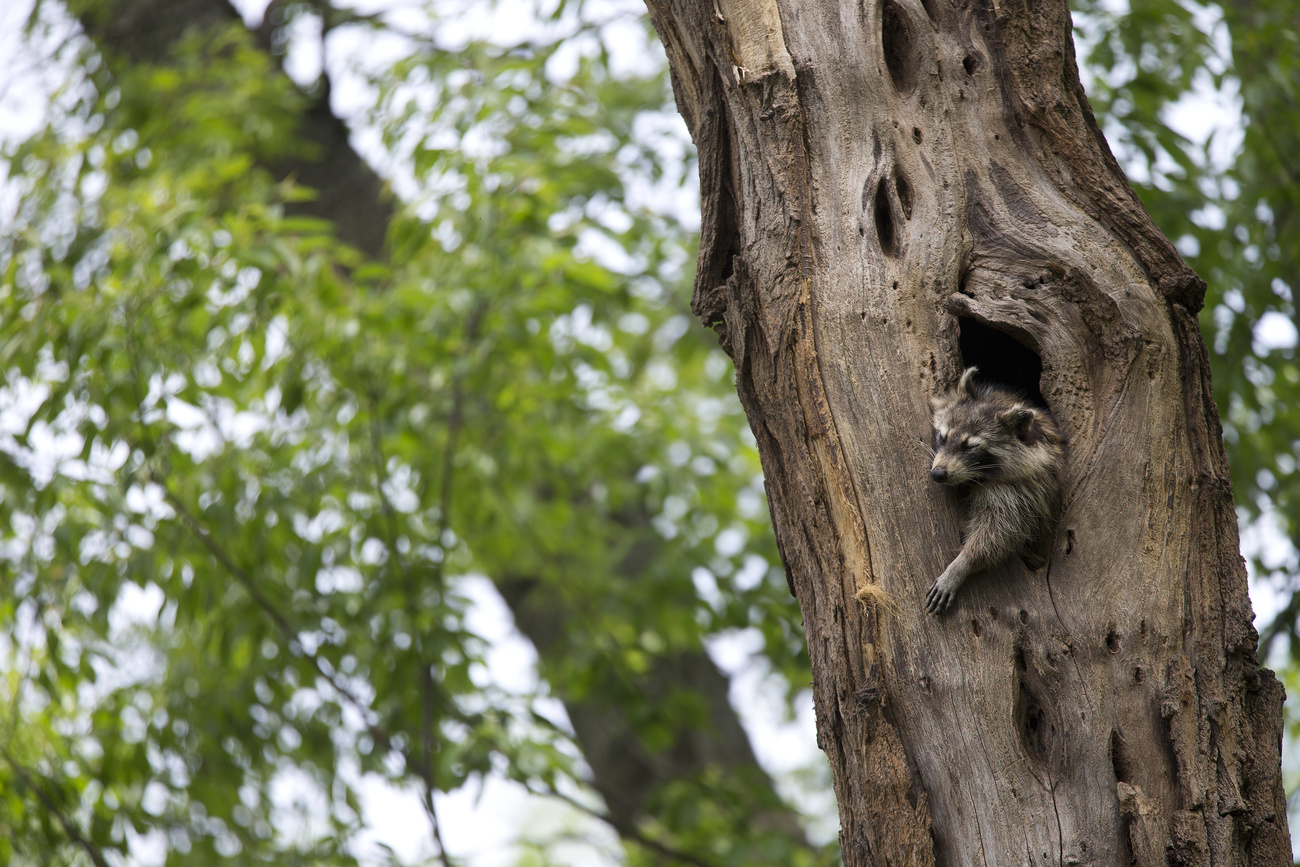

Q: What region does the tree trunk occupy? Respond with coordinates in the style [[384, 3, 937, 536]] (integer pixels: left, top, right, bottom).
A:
[[69, 0, 810, 853], [644, 0, 1291, 862]]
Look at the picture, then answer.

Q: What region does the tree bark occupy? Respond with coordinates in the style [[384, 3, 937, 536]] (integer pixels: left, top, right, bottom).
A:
[[644, 0, 1290, 862], [69, 0, 811, 853]]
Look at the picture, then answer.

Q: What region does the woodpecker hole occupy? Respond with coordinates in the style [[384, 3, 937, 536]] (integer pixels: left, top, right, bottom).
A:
[[881, 0, 917, 95], [895, 173, 913, 220], [1110, 730, 1133, 784], [874, 181, 897, 257]]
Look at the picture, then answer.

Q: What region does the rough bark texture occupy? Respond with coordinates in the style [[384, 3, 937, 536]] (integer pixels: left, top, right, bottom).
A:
[[644, 0, 1290, 863], [71, 0, 809, 850]]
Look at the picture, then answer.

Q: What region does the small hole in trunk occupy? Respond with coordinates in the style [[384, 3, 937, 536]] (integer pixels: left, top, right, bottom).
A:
[[895, 172, 913, 219], [881, 0, 917, 94], [874, 182, 897, 257]]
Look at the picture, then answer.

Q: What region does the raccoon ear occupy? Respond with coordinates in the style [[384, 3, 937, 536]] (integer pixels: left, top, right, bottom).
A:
[[957, 366, 979, 398], [997, 405, 1035, 439]]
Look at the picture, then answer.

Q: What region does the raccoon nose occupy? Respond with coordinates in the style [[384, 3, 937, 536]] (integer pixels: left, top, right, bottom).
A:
[[931, 467, 949, 483]]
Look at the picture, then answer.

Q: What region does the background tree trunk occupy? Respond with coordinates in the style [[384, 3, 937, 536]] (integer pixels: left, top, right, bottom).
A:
[[70, 0, 809, 852], [644, 0, 1291, 862]]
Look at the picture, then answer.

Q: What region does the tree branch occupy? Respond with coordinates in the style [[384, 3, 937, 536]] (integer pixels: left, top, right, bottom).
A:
[[525, 781, 718, 867], [0, 747, 111, 867], [152, 472, 401, 754]]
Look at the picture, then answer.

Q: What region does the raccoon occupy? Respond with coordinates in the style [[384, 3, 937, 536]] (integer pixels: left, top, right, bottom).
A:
[[925, 367, 1066, 614]]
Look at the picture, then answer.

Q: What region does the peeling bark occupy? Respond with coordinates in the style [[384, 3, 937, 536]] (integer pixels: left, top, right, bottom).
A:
[[645, 0, 1290, 862]]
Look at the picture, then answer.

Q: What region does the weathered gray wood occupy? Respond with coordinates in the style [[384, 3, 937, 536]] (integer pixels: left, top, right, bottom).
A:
[[645, 0, 1290, 862]]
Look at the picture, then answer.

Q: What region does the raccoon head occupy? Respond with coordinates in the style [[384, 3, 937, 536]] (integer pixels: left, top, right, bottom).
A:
[[929, 369, 1037, 486]]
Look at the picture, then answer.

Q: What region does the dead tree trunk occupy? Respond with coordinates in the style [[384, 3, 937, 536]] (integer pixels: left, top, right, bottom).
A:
[[645, 0, 1290, 862]]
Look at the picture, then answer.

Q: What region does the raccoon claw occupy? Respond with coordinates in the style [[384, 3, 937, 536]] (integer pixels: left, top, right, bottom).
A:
[[926, 579, 956, 614]]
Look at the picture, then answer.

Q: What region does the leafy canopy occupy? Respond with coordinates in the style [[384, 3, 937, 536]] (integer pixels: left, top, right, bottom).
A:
[[0, 3, 818, 864]]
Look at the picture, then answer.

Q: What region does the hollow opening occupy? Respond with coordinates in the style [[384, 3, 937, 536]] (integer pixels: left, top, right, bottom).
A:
[[1012, 668, 1057, 769], [957, 317, 1045, 406], [873, 182, 897, 257], [881, 0, 917, 95], [963, 53, 979, 76], [1019, 699, 1049, 758], [1110, 729, 1132, 784], [895, 173, 913, 220]]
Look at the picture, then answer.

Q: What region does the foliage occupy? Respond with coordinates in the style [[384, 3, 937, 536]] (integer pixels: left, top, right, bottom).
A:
[[0, 4, 822, 864]]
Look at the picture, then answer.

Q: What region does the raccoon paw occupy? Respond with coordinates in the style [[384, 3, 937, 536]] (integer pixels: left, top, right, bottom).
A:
[[926, 573, 961, 614]]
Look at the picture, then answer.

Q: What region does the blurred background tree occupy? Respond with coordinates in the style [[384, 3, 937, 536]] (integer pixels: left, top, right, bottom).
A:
[[0, 0, 1298, 864]]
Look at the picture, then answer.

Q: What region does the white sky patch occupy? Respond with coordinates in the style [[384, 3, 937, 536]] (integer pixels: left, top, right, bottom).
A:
[[1253, 311, 1299, 353], [346, 576, 615, 865], [0, 0, 79, 147], [1161, 2, 1242, 177], [108, 582, 167, 637], [461, 575, 544, 697], [706, 628, 839, 845]]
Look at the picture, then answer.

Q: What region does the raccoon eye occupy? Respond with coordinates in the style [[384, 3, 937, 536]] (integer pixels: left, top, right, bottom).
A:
[[936, 432, 947, 446], [959, 439, 971, 451]]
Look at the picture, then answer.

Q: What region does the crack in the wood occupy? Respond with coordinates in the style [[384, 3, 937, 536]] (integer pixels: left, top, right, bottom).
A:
[[1050, 768, 1065, 866], [1043, 556, 1095, 716], [951, 690, 991, 865]]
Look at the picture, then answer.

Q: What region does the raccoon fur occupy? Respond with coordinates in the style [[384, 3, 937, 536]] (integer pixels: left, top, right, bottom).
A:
[[925, 367, 1065, 614]]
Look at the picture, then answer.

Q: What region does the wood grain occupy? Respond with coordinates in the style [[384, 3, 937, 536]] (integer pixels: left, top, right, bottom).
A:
[[646, 0, 1289, 862]]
